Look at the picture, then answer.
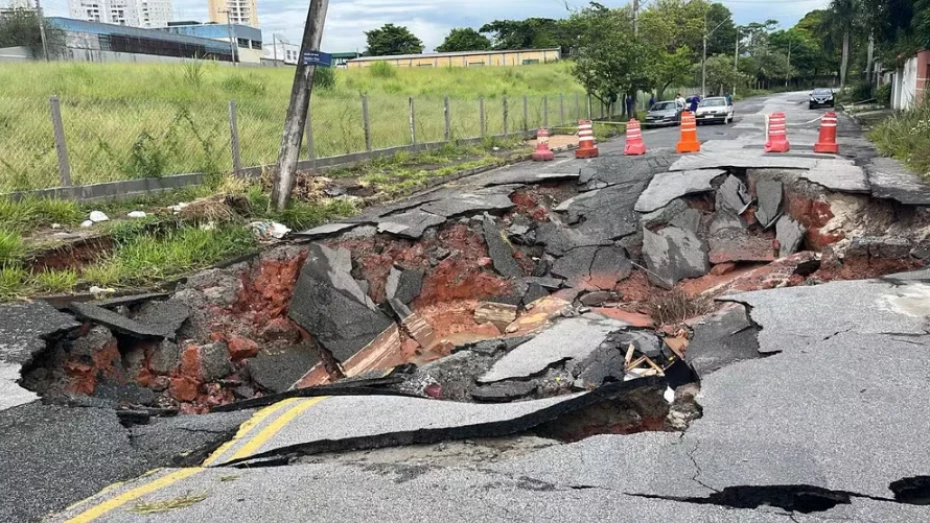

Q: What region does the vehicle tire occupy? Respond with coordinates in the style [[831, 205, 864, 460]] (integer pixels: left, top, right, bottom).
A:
[[809, 103, 815, 110]]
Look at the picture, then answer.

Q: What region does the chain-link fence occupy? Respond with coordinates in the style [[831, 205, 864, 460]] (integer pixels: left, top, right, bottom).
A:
[[1, 90, 619, 194]]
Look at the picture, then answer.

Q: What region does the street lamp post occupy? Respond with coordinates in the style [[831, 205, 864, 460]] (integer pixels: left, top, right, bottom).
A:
[[702, 16, 731, 96]]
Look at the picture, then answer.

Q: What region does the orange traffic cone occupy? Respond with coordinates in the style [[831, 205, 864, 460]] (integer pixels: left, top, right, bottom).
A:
[[676, 111, 700, 154], [575, 120, 599, 159], [764, 111, 790, 153], [624, 118, 646, 156], [813, 112, 839, 154], [532, 128, 555, 161]]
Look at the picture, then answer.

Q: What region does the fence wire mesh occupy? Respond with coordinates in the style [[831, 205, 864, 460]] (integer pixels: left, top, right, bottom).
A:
[[2, 90, 587, 194]]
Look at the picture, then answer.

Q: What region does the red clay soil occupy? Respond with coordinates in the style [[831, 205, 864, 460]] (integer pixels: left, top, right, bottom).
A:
[[28, 236, 114, 273]]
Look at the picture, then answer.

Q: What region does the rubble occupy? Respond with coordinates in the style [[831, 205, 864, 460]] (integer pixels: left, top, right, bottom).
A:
[[684, 305, 762, 378], [754, 179, 783, 228], [715, 175, 752, 214], [376, 210, 446, 239], [634, 169, 726, 213], [775, 215, 806, 257], [550, 246, 631, 290], [642, 227, 710, 288], [385, 267, 424, 305], [473, 302, 518, 332], [481, 215, 522, 278], [69, 303, 167, 339], [866, 157, 930, 205]]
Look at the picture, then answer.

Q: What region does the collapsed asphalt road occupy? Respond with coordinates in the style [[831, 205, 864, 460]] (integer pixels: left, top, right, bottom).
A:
[[3, 92, 930, 522]]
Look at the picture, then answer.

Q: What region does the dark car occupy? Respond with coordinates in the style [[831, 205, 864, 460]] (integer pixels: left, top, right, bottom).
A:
[[644, 100, 684, 127], [809, 88, 835, 109]]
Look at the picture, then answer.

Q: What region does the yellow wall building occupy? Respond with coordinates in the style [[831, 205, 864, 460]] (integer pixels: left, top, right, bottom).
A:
[[208, 0, 259, 28], [346, 48, 561, 68]]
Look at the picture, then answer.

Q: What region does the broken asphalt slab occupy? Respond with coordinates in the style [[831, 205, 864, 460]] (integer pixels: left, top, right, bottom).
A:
[[798, 159, 870, 194], [207, 377, 666, 466], [634, 169, 726, 213], [288, 243, 394, 362], [0, 402, 251, 523], [642, 226, 710, 288], [69, 302, 168, 339], [481, 215, 522, 278], [684, 304, 762, 378], [775, 215, 806, 257], [478, 314, 630, 383], [385, 267, 424, 305], [865, 157, 930, 206], [550, 245, 631, 290], [555, 181, 648, 241], [419, 186, 517, 218], [720, 278, 930, 354], [376, 210, 446, 239], [667, 150, 819, 172], [754, 179, 783, 228], [1, 301, 80, 411]]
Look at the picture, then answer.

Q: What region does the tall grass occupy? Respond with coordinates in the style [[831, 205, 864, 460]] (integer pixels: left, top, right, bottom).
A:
[[0, 61, 584, 191], [869, 99, 930, 179]]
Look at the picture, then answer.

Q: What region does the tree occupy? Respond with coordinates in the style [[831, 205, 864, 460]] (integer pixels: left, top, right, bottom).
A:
[[0, 6, 64, 57], [769, 28, 823, 82], [825, 0, 863, 88], [364, 24, 423, 56], [435, 28, 491, 52], [705, 2, 737, 56], [478, 18, 566, 50], [567, 3, 650, 114], [698, 54, 750, 95], [649, 46, 693, 99]]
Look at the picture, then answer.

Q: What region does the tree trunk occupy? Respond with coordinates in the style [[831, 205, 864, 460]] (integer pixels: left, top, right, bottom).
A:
[[839, 30, 850, 89]]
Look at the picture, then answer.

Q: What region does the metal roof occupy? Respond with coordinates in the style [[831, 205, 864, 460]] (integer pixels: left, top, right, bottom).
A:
[[349, 48, 561, 62]]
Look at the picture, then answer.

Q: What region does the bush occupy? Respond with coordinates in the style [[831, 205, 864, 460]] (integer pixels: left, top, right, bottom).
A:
[[368, 61, 395, 79], [313, 66, 335, 90], [876, 83, 891, 106], [869, 97, 930, 179]]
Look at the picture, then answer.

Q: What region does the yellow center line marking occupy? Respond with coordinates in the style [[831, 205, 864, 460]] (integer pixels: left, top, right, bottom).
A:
[[227, 396, 328, 462], [64, 396, 326, 523], [202, 397, 302, 467], [64, 468, 201, 523]]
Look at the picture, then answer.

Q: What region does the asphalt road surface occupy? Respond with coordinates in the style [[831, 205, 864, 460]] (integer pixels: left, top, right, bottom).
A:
[[7, 92, 930, 523]]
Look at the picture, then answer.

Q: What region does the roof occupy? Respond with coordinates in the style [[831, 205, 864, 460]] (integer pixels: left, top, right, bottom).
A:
[[330, 52, 362, 59], [350, 48, 561, 62], [47, 17, 235, 51], [161, 23, 262, 42]]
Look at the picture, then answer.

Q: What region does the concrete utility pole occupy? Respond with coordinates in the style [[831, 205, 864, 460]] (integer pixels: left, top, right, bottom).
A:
[[785, 37, 795, 88], [734, 26, 741, 97], [223, 11, 237, 67], [272, 34, 278, 66], [702, 15, 730, 97], [633, 0, 639, 36], [270, 0, 330, 211], [35, 0, 49, 61]]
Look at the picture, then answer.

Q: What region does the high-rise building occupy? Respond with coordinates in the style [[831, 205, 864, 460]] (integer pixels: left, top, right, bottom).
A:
[[67, 0, 172, 27], [208, 0, 258, 28]]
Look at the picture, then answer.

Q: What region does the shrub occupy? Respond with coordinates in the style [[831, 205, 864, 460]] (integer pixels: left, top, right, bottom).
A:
[[876, 83, 891, 106], [647, 288, 711, 325], [313, 66, 335, 90], [368, 61, 395, 79]]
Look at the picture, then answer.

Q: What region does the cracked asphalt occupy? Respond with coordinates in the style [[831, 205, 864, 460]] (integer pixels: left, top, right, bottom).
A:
[[7, 92, 930, 522]]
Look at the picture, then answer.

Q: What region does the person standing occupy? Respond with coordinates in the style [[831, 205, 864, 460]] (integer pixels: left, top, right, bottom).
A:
[[626, 94, 634, 118], [689, 93, 701, 113], [648, 94, 656, 109], [674, 92, 685, 109]]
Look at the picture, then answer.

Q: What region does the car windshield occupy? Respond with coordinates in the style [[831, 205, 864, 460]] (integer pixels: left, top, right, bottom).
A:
[[700, 98, 727, 107], [813, 89, 832, 95], [652, 102, 675, 111]]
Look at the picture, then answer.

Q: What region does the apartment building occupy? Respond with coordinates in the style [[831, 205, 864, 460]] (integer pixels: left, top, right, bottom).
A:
[[67, 0, 172, 28], [207, 0, 258, 28]]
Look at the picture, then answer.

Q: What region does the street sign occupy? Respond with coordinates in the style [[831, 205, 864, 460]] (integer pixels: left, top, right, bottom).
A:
[[302, 51, 333, 67]]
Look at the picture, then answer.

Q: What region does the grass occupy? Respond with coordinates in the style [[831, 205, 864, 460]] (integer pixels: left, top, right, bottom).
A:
[[0, 61, 587, 191], [129, 493, 208, 514], [869, 100, 930, 179], [647, 288, 712, 325]]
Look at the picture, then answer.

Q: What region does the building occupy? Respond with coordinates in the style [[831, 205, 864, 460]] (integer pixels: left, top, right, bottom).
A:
[[48, 16, 238, 63], [67, 0, 172, 28], [346, 48, 560, 69], [208, 0, 258, 28], [263, 44, 360, 67], [161, 22, 262, 63], [886, 50, 930, 111]]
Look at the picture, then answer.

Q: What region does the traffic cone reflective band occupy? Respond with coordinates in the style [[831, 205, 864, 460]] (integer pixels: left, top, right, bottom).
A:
[[532, 127, 555, 161], [624, 118, 646, 156], [676, 111, 700, 154], [575, 120, 599, 159], [764, 111, 790, 153], [813, 112, 839, 154]]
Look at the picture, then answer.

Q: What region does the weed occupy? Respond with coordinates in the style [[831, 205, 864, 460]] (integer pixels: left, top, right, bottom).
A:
[[368, 61, 395, 79], [269, 199, 358, 231], [181, 61, 205, 87], [314, 66, 335, 90], [0, 196, 82, 232], [130, 493, 207, 514], [33, 268, 78, 294], [220, 74, 267, 96], [0, 264, 29, 298], [870, 95, 930, 178], [647, 288, 711, 325], [0, 230, 25, 264], [125, 132, 169, 179], [80, 262, 124, 288]]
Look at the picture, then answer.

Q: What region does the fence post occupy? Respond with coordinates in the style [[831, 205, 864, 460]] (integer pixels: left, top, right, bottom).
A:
[[543, 95, 548, 128], [479, 96, 486, 139], [559, 93, 564, 127], [443, 94, 451, 142], [305, 103, 315, 160], [600, 100, 605, 119], [587, 95, 592, 120], [503, 95, 508, 136], [522, 95, 528, 132], [361, 94, 372, 152], [49, 96, 71, 188], [574, 93, 580, 122], [227, 100, 242, 176], [408, 96, 416, 145]]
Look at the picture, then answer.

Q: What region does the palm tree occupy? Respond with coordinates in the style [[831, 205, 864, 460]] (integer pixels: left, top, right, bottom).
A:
[[826, 0, 861, 89]]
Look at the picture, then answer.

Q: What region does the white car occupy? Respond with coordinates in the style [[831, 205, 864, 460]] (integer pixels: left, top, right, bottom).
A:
[[695, 97, 734, 124]]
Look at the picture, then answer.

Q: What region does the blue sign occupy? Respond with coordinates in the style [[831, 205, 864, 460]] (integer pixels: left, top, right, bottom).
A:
[[302, 51, 333, 67]]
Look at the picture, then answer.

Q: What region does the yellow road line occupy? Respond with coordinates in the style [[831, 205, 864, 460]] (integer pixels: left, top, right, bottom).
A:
[[202, 397, 302, 467], [64, 468, 201, 523], [64, 396, 325, 523], [227, 396, 328, 462]]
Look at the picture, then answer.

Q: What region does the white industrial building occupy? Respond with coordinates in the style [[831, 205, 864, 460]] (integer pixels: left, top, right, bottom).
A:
[[67, 0, 173, 28]]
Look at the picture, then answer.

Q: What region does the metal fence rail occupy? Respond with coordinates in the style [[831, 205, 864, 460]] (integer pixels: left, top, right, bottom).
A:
[[0, 91, 630, 197]]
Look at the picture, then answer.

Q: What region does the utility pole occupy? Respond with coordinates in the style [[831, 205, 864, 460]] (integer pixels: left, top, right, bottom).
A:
[[734, 26, 740, 97], [785, 37, 794, 88], [270, 0, 330, 211], [223, 10, 237, 67], [272, 34, 278, 67], [35, 0, 50, 62], [633, 0, 639, 36], [702, 16, 707, 96]]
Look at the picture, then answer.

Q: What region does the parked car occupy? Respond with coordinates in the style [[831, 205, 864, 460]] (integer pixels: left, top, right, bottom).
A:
[[809, 88, 835, 109], [644, 100, 684, 127], [695, 97, 734, 124]]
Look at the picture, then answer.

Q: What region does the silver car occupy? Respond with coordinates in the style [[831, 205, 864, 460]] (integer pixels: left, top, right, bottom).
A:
[[644, 100, 685, 127], [695, 97, 734, 125]]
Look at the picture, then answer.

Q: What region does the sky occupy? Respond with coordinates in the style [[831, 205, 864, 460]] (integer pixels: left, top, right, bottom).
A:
[[43, 0, 831, 53]]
